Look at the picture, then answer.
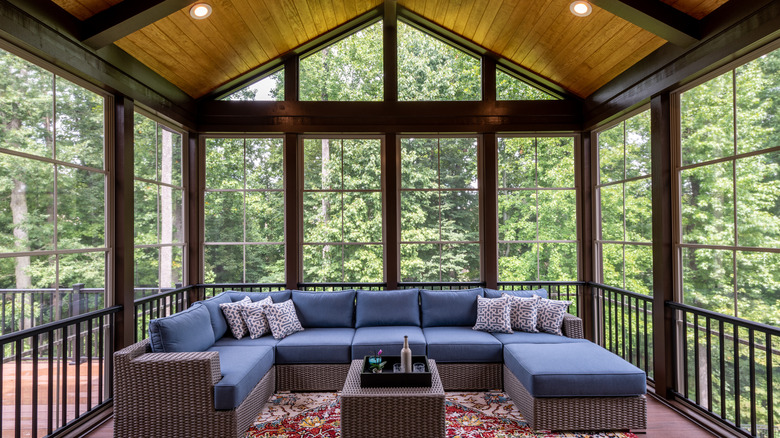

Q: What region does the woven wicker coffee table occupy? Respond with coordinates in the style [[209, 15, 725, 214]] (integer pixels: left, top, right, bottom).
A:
[[340, 359, 446, 438]]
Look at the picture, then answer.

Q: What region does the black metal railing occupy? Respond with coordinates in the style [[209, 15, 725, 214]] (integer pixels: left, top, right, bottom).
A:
[[591, 283, 654, 379], [399, 281, 486, 290], [298, 282, 385, 291], [133, 286, 194, 342], [0, 305, 120, 438], [669, 301, 779, 438], [1, 285, 104, 336], [198, 283, 287, 300], [498, 281, 583, 316]]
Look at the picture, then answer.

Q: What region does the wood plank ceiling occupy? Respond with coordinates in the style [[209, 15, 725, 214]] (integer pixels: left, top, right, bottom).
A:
[[49, 0, 731, 99]]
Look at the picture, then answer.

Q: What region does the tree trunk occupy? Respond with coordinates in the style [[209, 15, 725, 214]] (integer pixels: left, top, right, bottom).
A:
[[160, 129, 173, 289]]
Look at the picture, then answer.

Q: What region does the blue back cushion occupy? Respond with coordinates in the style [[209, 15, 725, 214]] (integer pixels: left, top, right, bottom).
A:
[[291, 290, 356, 328], [226, 290, 292, 303], [199, 292, 233, 339], [484, 288, 548, 299], [149, 303, 215, 352], [420, 288, 484, 327], [355, 289, 420, 328]]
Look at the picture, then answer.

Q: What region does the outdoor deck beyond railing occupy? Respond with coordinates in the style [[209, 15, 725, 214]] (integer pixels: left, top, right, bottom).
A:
[[2, 282, 778, 437]]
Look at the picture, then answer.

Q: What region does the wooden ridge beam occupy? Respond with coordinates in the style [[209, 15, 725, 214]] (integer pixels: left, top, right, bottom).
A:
[[591, 0, 700, 46], [81, 0, 196, 49], [197, 100, 582, 133]]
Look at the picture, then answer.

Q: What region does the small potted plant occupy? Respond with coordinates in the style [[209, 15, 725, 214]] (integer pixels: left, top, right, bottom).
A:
[[368, 349, 386, 373]]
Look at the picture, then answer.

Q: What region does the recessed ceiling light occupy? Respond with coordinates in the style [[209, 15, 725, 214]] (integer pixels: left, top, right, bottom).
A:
[[569, 1, 592, 17], [190, 3, 212, 19]]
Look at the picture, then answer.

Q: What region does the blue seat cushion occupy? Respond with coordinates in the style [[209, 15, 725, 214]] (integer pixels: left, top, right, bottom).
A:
[[148, 303, 215, 353], [420, 288, 483, 327], [351, 326, 426, 360], [208, 345, 274, 410], [199, 292, 233, 340], [484, 288, 548, 299], [422, 326, 503, 363], [275, 328, 355, 364], [355, 289, 420, 328], [492, 332, 589, 345], [503, 342, 647, 397], [291, 290, 356, 328], [226, 290, 291, 304], [213, 336, 279, 348]]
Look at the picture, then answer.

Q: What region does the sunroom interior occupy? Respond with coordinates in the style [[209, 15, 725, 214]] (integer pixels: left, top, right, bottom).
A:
[[0, 0, 779, 437]]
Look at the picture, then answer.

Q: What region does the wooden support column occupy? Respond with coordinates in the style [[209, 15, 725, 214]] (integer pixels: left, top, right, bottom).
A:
[[284, 133, 301, 289], [481, 133, 498, 289], [578, 132, 595, 340], [384, 0, 398, 103], [651, 93, 676, 399], [284, 57, 299, 103], [482, 57, 497, 103], [384, 133, 399, 289], [112, 95, 134, 349], [187, 131, 202, 303]]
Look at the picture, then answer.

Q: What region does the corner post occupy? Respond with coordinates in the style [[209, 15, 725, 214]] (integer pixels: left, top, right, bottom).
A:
[[481, 133, 498, 289], [284, 133, 301, 289], [112, 95, 134, 349], [384, 133, 399, 290], [187, 131, 202, 304], [578, 132, 595, 340]]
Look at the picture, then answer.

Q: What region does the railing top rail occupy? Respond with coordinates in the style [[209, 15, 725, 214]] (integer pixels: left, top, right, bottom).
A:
[[0, 305, 122, 344], [196, 283, 287, 289], [297, 282, 386, 287], [498, 281, 585, 286], [398, 281, 486, 287], [134, 285, 194, 306], [588, 282, 653, 301], [667, 300, 780, 336]]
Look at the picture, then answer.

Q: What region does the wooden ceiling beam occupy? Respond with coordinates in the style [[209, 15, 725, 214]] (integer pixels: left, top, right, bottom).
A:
[[81, 0, 196, 49], [590, 0, 700, 46]]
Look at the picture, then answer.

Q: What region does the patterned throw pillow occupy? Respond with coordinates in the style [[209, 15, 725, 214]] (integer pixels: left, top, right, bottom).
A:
[[264, 299, 304, 340], [536, 297, 571, 336], [242, 296, 273, 339], [472, 296, 513, 334], [219, 297, 251, 339], [502, 293, 540, 333]]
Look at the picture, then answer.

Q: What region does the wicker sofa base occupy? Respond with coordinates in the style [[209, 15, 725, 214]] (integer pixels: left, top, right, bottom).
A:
[[503, 365, 647, 431], [114, 340, 276, 438], [276, 363, 351, 391], [436, 363, 502, 390]]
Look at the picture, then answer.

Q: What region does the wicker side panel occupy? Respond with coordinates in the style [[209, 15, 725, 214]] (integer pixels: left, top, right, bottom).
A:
[[276, 363, 350, 391], [341, 395, 446, 438], [436, 363, 502, 390], [503, 366, 647, 431], [562, 313, 584, 339], [233, 367, 276, 437]]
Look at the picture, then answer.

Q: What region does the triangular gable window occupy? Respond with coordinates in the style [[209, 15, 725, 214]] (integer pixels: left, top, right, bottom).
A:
[[398, 22, 481, 101], [299, 21, 383, 101], [497, 70, 558, 100], [222, 70, 284, 101]]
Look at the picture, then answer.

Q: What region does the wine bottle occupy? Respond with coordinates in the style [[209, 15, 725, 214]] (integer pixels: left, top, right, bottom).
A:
[[400, 335, 412, 373]]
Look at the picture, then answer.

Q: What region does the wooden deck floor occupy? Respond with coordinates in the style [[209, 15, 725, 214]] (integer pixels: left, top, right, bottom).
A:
[[2, 360, 107, 438], [82, 393, 717, 438]]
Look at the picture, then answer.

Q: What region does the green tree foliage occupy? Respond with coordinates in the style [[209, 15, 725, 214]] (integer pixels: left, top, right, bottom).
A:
[[223, 70, 284, 101], [497, 70, 557, 100]]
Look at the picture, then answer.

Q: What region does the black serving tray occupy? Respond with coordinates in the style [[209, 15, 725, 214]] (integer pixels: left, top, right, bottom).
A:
[[360, 355, 432, 387]]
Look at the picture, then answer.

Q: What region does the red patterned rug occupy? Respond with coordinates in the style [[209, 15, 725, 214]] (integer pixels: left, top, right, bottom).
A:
[[245, 392, 638, 438]]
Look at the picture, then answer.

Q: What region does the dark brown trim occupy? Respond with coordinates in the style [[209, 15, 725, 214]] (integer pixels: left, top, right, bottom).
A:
[[284, 133, 300, 289], [384, 133, 399, 289], [81, 0, 196, 49], [579, 132, 595, 340], [197, 100, 582, 133], [0, 0, 196, 127], [481, 133, 498, 289], [112, 95, 135, 350], [284, 57, 299, 103], [584, 0, 780, 128], [383, 0, 398, 103], [651, 93, 675, 399], [482, 57, 497, 103], [186, 132, 202, 297], [590, 0, 699, 46]]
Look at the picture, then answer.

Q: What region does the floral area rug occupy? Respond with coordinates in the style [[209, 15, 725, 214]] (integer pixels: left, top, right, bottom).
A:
[[245, 391, 638, 438]]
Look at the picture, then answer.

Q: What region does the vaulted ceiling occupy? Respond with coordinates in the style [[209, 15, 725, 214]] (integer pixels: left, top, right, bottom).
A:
[[45, 0, 732, 99]]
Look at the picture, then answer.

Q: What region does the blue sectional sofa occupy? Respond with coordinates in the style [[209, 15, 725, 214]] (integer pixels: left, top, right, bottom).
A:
[[113, 287, 647, 437]]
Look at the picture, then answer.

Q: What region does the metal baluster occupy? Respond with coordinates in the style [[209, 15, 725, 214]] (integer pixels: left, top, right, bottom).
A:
[[720, 320, 726, 420], [706, 317, 712, 412], [683, 310, 689, 400], [32, 334, 39, 438], [694, 313, 700, 404], [15, 338, 23, 438], [749, 328, 757, 436], [767, 332, 774, 438], [735, 323, 741, 428]]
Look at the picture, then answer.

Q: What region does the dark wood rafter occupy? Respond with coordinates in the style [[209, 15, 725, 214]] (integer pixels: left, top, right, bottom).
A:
[[112, 95, 135, 350], [590, 0, 700, 46], [481, 133, 498, 290], [650, 93, 675, 399], [584, 0, 780, 128], [579, 132, 594, 340], [81, 0, 197, 49], [384, 0, 398, 103], [197, 100, 582, 133], [0, 0, 196, 127]]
